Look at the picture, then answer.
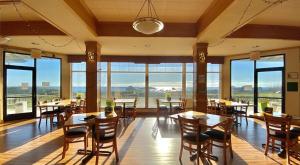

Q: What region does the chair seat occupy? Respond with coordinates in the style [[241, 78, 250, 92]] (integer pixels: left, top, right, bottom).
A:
[[158, 105, 168, 110], [291, 127, 300, 135], [66, 127, 87, 137], [235, 110, 247, 115], [114, 106, 123, 111], [183, 133, 209, 143], [270, 131, 298, 139], [204, 129, 231, 141], [173, 106, 184, 111], [125, 106, 135, 110]]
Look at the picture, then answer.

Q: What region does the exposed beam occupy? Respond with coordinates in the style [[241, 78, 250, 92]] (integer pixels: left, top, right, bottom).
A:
[[97, 22, 197, 37], [0, 0, 21, 5], [67, 55, 224, 64], [0, 21, 66, 36], [196, 0, 234, 39], [22, 0, 97, 40], [227, 24, 300, 40]]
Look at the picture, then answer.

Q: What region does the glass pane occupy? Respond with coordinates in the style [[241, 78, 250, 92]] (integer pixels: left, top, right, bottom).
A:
[[207, 63, 220, 72], [207, 73, 220, 99], [186, 63, 193, 73], [72, 72, 86, 99], [258, 98, 282, 113], [231, 59, 254, 103], [148, 73, 182, 108], [149, 63, 182, 72], [111, 62, 145, 72], [101, 72, 107, 107], [111, 73, 145, 108], [99, 62, 107, 71], [256, 55, 284, 69], [36, 58, 61, 102], [6, 69, 33, 115], [258, 71, 282, 98], [5, 52, 34, 67], [72, 62, 86, 71]]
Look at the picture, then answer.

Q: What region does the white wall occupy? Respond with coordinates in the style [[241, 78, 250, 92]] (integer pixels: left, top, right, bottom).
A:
[[222, 47, 300, 116]]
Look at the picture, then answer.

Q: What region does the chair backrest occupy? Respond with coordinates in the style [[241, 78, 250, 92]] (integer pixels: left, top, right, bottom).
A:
[[38, 100, 47, 111], [181, 98, 187, 110], [178, 116, 201, 142], [210, 100, 217, 109], [133, 97, 137, 108], [94, 116, 119, 140], [219, 117, 234, 140], [156, 99, 160, 108], [264, 114, 292, 140], [264, 107, 273, 114], [219, 102, 228, 115]]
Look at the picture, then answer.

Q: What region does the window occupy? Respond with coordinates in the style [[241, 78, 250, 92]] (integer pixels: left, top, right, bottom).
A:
[[36, 57, 61, 101], [186, 63, 193, 99], [231, 59, 254, 103], [207, 64, 220, 99], [5, 52, 34, 67], [100, 62, 107, 107], [111, 63, 146, 108], [72, 62, 86, 99], [148, 63, 182, 108], [256, 55, 284, 69]]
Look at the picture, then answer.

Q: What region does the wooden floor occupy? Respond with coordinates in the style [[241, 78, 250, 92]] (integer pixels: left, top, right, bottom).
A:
[[0, 115, 289, 165]]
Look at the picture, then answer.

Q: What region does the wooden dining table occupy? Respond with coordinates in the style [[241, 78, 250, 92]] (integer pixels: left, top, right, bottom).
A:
[[170, 111, 229, 162], [64, 111, 118, 164], [212, 99, 252, 108], [114, 98, 135, 118], [159, 99, 182, 111], [36, 99, 74, 108]]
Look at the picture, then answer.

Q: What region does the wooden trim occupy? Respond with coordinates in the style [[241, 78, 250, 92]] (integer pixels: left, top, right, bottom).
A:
[[0, 45, 66, 57], [0, 21, 66, 36], [0, 0, 21, 5], [196, 0, 234, 37], [227, 24, 300, 40], [67, 55, 224, 64], [97, 22, 197, 37]]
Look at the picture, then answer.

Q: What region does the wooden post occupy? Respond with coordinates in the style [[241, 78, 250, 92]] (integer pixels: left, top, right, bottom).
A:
[[193, 43, 208, 112], [85, 41, 101, 112]]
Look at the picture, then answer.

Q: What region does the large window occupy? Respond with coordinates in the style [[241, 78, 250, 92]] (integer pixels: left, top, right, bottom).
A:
[[148, 63, 182, 108], [207, 64, 221, 99], [186, 63, 193, 99], [36, 57, 61, 101], [72, 62, 86, 99], [111, 63, 145, 108], [100, 62, 107, 107], [231, 59, 254, 103]]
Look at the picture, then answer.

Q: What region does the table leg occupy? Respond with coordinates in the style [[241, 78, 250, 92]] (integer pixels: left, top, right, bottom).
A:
[[123, 103, 126, 118]]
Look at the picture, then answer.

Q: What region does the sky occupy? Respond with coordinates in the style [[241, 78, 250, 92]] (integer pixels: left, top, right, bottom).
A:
[[5, 52, 284, 90]]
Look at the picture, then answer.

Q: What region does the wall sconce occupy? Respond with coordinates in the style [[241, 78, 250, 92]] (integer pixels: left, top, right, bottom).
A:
[[87, 51, 95, 62]]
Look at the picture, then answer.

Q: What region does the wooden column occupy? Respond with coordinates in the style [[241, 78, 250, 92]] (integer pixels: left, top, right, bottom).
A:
[[193, 43, 208, 112], [85, 41, 101, 112]]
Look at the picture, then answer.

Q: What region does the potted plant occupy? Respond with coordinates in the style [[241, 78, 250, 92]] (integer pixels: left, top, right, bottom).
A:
[[165, 92, 172, 101], [76, 94, 81, 100], [105, 99, 113, 113]]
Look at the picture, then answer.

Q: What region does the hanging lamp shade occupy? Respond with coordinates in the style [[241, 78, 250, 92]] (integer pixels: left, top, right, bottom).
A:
[[132, 0, 164, 35]]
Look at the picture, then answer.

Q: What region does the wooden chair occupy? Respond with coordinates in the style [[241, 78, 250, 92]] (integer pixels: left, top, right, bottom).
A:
[[264, 107, 274, 114], [70, 101, 78, 113], [156, 99, 168, 117], [94, 116, 119, 164], [263, 114, 298, 158], [60, 114, 88, 159], [125, 98, 137, 119], [236, 100, 249, 125], [113, 98, 123, 117], [173, 98, 187, 113], [178, 116, 210, 165], [208, 100, 218, 114], [204, 117, 234, 165], [38, 100, 55, 128], [76, 99, 86, 113]]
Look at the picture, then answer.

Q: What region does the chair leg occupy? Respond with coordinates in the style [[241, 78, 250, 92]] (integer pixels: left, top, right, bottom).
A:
[[245, 116, 248, 125], [179, 141, 183, 161], [114, 139, 119, 162], [96, 142, 99, 165], [223, 142, 227, 165], [229, 140, 233, 158], [196, 145, 200, 165], [271, 139, 275, 152], [62, 140, 67, 159], [84, 136, 87, 155], [265, 138, 270, 156], [38, 116, 42, 128]]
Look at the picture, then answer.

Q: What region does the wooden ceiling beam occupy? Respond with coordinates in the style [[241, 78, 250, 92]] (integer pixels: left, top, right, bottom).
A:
[[226, 24, 300, 40], [196, 0, 234, 39], [0, 21, 66, 36], [97, 22, 197, 37]]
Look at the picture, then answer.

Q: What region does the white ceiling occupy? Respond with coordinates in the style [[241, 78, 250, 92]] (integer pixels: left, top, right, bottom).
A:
[[83, 0, 213, 23], [250, 0, 300, 26], [0, 2, 42, 21]]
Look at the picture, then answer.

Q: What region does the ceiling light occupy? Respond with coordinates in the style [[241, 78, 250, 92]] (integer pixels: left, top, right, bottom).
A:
[[133, 0, 164, 35]]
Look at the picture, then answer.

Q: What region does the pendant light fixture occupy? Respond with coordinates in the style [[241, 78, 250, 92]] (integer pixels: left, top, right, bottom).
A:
[[133, 0, 164, 35]]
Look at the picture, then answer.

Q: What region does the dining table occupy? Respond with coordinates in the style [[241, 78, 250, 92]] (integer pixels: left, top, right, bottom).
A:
[[114, 98, 135, 118], [64, 111, 118, 164], [170, 111, 229, 162], [212, 99, 252, 108], [159, 99, 182, 111]]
